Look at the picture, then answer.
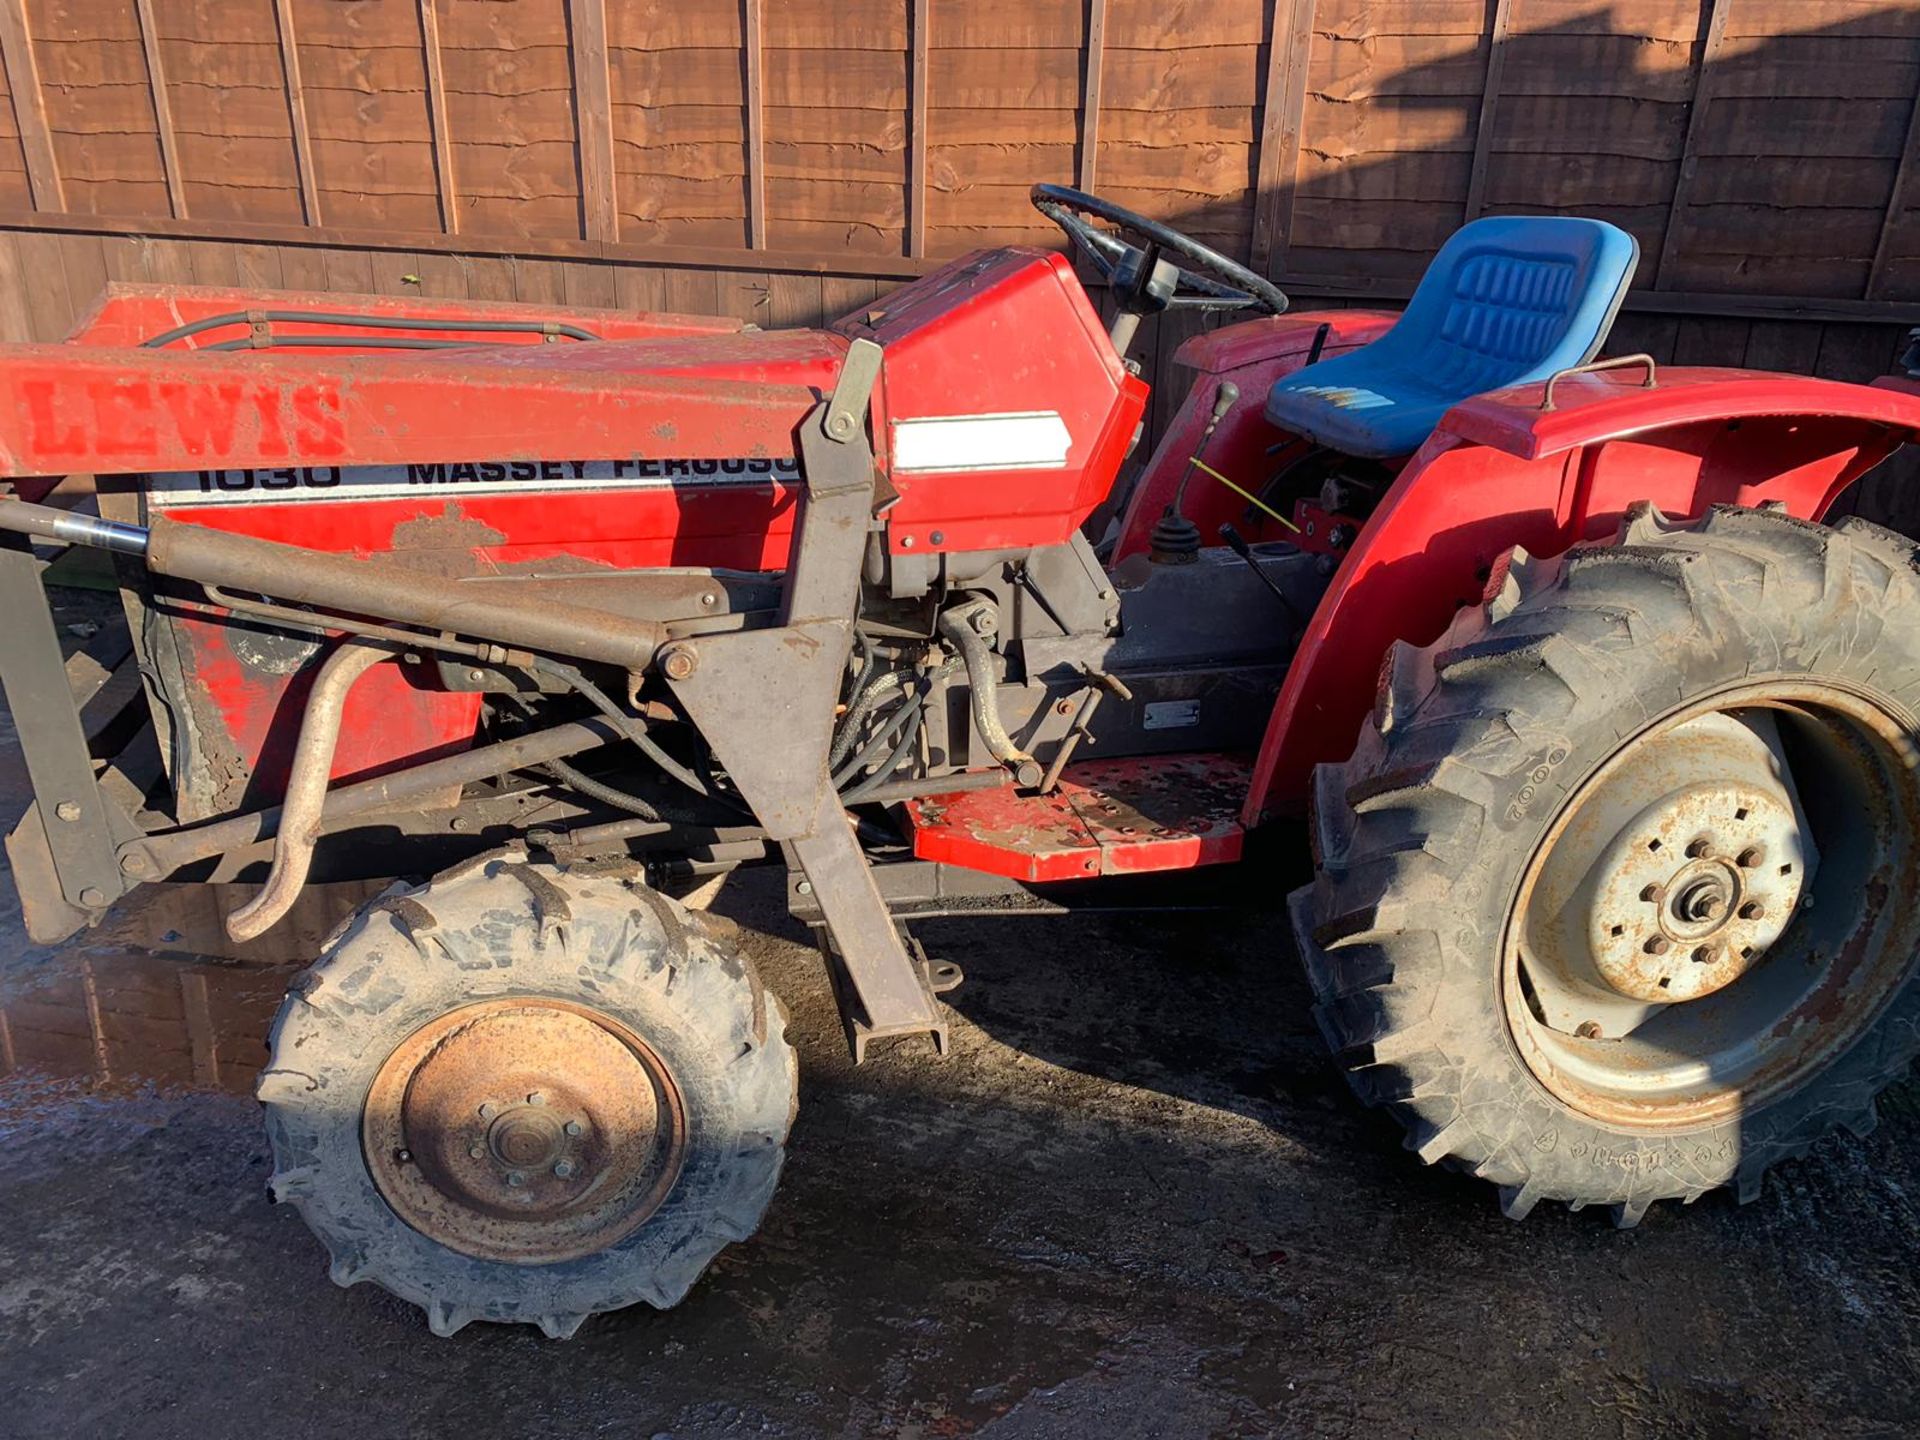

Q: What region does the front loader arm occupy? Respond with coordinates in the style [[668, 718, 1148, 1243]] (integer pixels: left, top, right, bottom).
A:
[[0, 333, 948, 1056]]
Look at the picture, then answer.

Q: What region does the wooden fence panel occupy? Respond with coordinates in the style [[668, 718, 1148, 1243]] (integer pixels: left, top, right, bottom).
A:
[[0, 0, 1911, 310]]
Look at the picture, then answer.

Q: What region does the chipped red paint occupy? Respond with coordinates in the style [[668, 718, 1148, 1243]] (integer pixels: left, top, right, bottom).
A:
[[905, 755, 1250, 881], [0, 255, 1144, 813]]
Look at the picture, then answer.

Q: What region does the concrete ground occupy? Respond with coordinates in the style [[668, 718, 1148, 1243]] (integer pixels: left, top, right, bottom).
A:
[[3, 863, 1919, 1439], [1, 583, 1917, 1437]]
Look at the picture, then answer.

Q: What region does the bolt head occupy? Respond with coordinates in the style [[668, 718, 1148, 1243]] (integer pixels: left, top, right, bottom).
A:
[[506, 1171, 526, 1188], [1575, 1021, 1603, 1039], [553, 1161, 575, 1179], [78, 887, 106, 908], [700, 592, 718, 607], [1644, 936, 1671, 955], [478, 1102, 499, 1119], [795, 879, 813, 895], [659, 644, 699, 681], [1739, 900, 1764, 920], [1700, 895, 1727, 921], [527, 1092, 546, 1107], [1640, 883, 1664, 903], [900, 534, 916, 549], [563, 1120, 583, 1137], [826, 411, 856, 439], [54, 801, 81, 823], [1685, 837, 1714, 859], [930, 531, 945, 546], [1736, 846, 1765, 869], [396, 1149, 413, 1164], [467, 668, 486, 683], [468, 1143, 486, 1160], [120, 852, 149, 875], [1692, 945, 1716, 964]]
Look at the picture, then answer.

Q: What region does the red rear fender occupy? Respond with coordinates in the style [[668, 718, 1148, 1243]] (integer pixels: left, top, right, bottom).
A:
[[1244, 367, 1920, 825]]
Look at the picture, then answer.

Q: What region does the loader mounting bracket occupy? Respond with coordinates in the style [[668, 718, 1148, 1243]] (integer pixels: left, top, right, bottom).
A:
[[664, 339, 948, 1060]]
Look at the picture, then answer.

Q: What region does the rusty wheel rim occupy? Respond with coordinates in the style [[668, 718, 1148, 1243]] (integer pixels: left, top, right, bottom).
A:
[[1504, 681, 1920, 1131], [363, 999, 688, 1265]]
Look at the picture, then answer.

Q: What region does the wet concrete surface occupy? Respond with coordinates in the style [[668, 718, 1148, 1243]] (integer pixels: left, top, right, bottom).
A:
[[3, 864, 1919, 1440]]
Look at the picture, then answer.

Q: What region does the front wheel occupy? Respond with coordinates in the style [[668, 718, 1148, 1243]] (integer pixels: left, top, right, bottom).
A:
[[1296, 504, 1920, 1224], [258, 854, 797, 1337]]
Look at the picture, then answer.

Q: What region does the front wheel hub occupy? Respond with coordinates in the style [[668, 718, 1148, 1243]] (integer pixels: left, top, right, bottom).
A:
[[363, 999, 687, 1265]]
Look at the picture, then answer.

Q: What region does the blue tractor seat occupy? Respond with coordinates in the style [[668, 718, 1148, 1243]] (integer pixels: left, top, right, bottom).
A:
[[1264, 216, 1640, 458]]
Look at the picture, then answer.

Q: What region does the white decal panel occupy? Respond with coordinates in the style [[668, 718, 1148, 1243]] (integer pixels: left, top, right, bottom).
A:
[[143, 456, 801, 507], [889, 412, 1072, 474]]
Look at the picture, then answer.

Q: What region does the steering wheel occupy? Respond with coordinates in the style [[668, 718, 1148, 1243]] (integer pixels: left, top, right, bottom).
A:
[[1031, 183, 1289, 317]]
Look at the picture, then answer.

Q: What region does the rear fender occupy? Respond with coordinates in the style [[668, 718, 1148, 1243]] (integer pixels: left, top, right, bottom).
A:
[[1244, 367, 1920, 825]]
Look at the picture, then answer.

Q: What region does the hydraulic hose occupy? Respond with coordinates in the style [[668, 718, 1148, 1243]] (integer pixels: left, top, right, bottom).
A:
[[529, 657, 721, 802], [935, 607, 1043, 789]]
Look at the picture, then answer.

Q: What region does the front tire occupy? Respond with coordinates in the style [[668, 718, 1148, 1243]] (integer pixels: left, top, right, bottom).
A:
[[258, 853, 797, 1338], [1295, 504, 1920, 1224]]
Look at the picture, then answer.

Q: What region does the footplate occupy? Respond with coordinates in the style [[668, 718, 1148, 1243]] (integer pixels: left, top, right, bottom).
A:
[[903, 754, 1253, 883]]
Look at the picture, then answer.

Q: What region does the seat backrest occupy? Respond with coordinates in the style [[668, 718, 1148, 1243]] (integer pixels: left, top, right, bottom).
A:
[[1366, 215, 1640, 396]]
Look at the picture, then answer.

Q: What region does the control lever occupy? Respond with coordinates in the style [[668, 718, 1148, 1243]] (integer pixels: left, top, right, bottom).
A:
[[1038, 670, 1134, 793], [1150, 381, 1241, 564], [1219, 522, 1306, 639]]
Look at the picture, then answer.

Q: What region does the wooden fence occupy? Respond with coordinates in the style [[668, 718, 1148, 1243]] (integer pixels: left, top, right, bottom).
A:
[[2, 1, 1920, 520], [0, 1, 1917, 305]]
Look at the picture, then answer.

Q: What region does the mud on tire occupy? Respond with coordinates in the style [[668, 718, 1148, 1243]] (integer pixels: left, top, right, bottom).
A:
[[1294, 504, 1920, 1225], [258, 852, 797, 1338]]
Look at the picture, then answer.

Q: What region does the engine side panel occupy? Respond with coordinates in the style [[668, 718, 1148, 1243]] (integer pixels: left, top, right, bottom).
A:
[[840, 248, 1149, 555]]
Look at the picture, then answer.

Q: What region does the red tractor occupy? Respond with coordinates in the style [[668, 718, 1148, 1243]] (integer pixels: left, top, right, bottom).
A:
[[4, 186, 1920, 1338]]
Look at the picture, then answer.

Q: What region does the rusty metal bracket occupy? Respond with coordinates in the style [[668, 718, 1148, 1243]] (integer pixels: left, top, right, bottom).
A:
[[665, 339, 947, 1059], [0, 533, 134, 915]]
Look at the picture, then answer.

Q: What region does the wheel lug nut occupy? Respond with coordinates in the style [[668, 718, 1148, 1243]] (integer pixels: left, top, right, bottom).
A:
[[564, 1120, 583, 1137], [1692, 945, 1716, 964], [1643, 936, 1671, 955], [1640, 884, 1664, 903], [468, 1143, 486, 1160], [478, 1101, 498, 1119], [1685, 837, 1713, 859], [553, 1161, 575, 1179], [1737, 846, 1764, 868], [1700, 895, 1726, 920], [1739, 900, 1764, 920], [527, 1092, 547, 1107], [506, 1171, 526, 1188]]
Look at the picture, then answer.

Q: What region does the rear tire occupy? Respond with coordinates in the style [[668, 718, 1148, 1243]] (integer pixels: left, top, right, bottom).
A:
[[258, 853, 796, 1338], [1295, 504, 1920, 1224]]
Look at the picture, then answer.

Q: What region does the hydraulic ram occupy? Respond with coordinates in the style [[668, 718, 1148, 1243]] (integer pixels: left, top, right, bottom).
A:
[[0, 498, 667, 671]]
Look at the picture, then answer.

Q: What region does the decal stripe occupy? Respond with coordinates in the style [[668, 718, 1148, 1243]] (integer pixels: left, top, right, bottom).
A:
[[144, 456, 801, 507], [890, 411, 1072, 473]]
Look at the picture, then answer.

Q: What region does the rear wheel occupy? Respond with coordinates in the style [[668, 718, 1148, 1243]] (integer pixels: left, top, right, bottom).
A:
[[1295, 504, 1920, 1223], [259, 853, 796, 1337]]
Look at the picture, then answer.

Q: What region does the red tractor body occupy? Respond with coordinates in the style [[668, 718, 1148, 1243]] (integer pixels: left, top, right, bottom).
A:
[[5, 192, 1920, 1336]]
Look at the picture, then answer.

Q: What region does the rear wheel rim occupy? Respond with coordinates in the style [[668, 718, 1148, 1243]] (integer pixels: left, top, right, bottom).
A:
[[1504, 681, 1920, 1131], [363, 998, 688, 1265]]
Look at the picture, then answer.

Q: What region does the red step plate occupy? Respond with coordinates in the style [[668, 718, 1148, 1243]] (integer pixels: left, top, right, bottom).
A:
[[904, 754, 1253, 883]]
